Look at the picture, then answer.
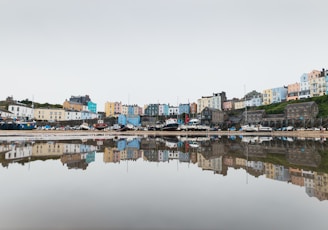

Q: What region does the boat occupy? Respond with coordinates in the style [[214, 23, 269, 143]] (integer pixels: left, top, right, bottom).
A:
[[116, 125, 129, 132], [80, 122, 90, 130], [162, 118, 180, 131], [258, 125, 273, 132], [0, 119, 36, 130], [241, 124, 258, 132], [115, 123, 135, 132], [94, 120, 108, 130], [180, 118, 210, 131], [241, 124, 272, 132], [242, 136, 273, 143], [189, 141, 200, 148]]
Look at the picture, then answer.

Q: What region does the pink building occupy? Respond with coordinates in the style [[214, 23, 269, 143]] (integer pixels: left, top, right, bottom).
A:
[[114, 102, 122, 115], [223, 100, 233, 111], [287, 82, 300, 101]]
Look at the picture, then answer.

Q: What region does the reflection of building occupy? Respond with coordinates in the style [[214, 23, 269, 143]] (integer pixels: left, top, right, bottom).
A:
[[32, 142, 64, 157], [289, 168, 304, 187], [103, 147, 121, 163], [61, 153, 88, 170], [103, 138, 142, 163], [314, 172, 328, 201], [264, 162, 293, 181], [198, 154, 223, 174], [303, 170, 315, 198], [5, 143, 32, 160], [287, 147, 321, 168]]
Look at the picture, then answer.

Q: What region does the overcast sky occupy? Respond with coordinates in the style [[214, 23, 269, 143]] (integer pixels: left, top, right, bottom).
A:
[[1, 0, 327, 110]]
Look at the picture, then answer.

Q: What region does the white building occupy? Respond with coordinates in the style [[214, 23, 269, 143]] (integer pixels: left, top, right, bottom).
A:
[[0, 108, 14, 119], [65, 110, 82, 120], [8, 103, 34, 120], [299, 73, 310, 99], [168, 106, 179, 115]]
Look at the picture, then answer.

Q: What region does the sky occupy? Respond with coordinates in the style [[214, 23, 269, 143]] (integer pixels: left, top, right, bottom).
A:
[[1, 0, 328, 111]]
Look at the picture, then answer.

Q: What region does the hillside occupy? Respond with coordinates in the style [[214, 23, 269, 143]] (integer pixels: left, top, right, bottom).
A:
[[256, 95, 328, 117]]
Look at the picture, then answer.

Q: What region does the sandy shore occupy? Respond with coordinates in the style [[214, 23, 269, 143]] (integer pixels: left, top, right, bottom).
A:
[[0, 129, 327, 139]]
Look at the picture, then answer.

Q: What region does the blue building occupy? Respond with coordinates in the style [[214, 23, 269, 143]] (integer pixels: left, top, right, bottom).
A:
[[127, 138, 140, 149], [144, 104, 159, 116], [127, 105, 134, 115], [118, 114, 127, 126], [179, 104, 190, 115], [86, 152, 95, 164], [272, 87, 287, 103], [117, 139, 127, 151], [87, 101, 97, 113], [159, 104, 169, 116], [118, 114, 141, 126]]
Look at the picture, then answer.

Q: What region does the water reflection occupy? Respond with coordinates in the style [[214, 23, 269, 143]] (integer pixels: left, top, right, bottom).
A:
[[1, 135, 328, 201]]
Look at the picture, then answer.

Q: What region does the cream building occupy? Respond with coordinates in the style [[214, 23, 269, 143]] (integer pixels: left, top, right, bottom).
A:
[[234, 100, 245, 110], [34, 108, 66, 121], [121, 105, 129, 115], [197, 96, 212, 113], [32, 142, 64, 157], [308, 70, 324, 97]]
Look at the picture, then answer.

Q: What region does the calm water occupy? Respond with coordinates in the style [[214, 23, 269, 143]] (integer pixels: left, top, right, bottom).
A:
[[1, 135, 328, 230]]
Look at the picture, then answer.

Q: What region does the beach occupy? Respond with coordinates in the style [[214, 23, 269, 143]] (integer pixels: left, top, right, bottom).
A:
[[0, 129, 327, 139]]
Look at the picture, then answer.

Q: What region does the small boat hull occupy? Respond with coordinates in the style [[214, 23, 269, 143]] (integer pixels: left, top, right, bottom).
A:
[[0, 121, 36, 130]]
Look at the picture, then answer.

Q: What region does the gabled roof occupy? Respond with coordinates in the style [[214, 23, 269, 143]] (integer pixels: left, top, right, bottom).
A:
[[0, 108, 12, 114]]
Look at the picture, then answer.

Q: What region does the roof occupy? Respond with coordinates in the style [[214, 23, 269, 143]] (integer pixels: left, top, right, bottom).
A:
[[285, 101, 316, 108]]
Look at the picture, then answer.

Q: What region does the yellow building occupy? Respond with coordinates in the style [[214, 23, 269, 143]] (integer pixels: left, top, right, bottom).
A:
[[34, 108, 65, 121], [262, 89, 272, 105], [234, 100, 245, 110], [63, 100, 84, 111], [104, 101, 115, 117]]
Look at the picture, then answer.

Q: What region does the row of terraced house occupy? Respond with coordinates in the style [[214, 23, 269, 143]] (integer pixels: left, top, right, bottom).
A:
[[0, 68, 327, 125]]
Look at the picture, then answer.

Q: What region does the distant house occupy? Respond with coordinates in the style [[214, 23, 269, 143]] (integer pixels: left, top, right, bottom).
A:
[[63, 100, 85, 111], [272, 87, 288, 104], [242, 110, 266, 125], [34, 108, 65, 121], [299, 73, 310, 99], [144, 104, 159, 116], [0, 108, 14, 119], [179, 104, 190, 115], [87, 101, 97, 113], [200, 107, 225, 126], [8, 103, 34, 120], [285, 101, 319, 120], [159, 104, 169, 116]]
